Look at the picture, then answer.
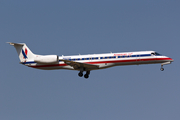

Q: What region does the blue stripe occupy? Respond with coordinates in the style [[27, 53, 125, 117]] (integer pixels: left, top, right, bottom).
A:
[[22, 54, 154, 64], [22, 49, 28, 59], [23, 61, 35, 64], [140, 54, 151, 57]]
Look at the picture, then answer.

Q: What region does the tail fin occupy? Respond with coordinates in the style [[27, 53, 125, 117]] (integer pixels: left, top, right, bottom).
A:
[[7, 42, 35, 62]]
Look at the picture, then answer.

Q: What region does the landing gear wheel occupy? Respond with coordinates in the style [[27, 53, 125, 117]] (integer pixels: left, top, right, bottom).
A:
[[84, 74, 89, 79], [78, 72, 83, 77], [160, 68, 164, 71]]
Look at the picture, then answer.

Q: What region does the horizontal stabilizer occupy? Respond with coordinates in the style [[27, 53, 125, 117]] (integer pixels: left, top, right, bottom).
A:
[[7, 42, 25, 46]]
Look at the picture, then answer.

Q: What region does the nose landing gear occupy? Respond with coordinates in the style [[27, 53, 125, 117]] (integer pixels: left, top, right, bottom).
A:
[[160, 61, 172, 71], [160, 65, 164, 71]]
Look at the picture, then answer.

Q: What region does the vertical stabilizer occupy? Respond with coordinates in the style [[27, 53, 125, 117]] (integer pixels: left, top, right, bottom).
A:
[[7, 42, 35, 62]]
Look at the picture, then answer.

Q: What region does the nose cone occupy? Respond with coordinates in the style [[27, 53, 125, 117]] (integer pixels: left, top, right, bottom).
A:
[[168, 57, 174, 62]]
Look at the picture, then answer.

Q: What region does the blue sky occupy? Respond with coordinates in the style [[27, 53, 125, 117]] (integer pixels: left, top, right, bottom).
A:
[[1, 0, 180, 120]]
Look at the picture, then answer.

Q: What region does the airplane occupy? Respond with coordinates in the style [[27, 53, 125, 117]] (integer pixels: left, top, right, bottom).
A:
[[8, 42, 174, 79]]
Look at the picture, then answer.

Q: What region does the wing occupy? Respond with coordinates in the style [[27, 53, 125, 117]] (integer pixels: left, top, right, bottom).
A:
[[60, 59, 99, 70]]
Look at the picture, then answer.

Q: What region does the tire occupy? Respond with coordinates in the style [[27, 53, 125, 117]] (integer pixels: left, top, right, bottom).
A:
[[84, 74, 89, 79], [160, 68, 164, 71], [78, 72, 83, 77]]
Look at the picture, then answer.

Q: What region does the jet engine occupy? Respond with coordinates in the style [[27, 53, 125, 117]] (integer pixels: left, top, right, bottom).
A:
[[34, 55, 59, 64]]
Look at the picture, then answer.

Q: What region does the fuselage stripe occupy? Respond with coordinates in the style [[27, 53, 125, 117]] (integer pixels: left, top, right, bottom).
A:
[[29, 57, 172, 68], [24, 53, 154, 65]]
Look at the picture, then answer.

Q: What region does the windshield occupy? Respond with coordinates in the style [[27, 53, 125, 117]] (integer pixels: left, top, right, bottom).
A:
[[155, 52, 161, 55], [151, 52, 161, 56]]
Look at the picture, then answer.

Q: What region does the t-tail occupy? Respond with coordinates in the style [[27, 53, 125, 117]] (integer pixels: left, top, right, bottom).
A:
[[8, 42, 59, 64], [7, 42, 35, 63]]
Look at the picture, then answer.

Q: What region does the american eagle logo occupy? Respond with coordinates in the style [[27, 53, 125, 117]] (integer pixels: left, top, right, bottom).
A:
[[22, 48, 28, 59]]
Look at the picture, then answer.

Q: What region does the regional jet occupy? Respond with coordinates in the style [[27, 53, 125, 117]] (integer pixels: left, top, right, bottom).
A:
[[8, 42, 173, 78]]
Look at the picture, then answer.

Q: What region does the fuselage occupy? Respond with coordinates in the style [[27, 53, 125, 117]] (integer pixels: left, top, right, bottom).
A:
[[22, 51, 173, 71], [8, 42, 174, 78]]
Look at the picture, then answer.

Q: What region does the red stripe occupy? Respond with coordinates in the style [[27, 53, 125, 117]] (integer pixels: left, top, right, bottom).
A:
[[30, 57, 172, 68], [157, 58, 173, 61], [25, 48, 28, 55], [30, 63, 67, 68]]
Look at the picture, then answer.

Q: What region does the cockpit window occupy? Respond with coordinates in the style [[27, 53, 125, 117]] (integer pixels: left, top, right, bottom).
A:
[[151, 52, 161, 56], [155, 52, 161, 55], [151, 52, 155, 55]]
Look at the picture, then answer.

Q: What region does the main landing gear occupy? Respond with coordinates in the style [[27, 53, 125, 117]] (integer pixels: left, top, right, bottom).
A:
[[78, 72, 83, 77], [78, 71, 90, 79]]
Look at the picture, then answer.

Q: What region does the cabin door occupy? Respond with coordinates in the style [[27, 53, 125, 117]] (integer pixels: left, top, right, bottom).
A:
[[136, 54, 141, 62]]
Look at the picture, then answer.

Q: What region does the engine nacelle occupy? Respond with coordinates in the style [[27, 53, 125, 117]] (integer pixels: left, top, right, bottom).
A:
[[34, 55, 59, 64]]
